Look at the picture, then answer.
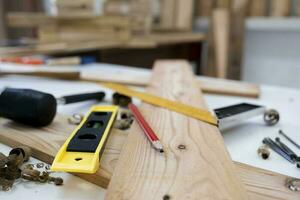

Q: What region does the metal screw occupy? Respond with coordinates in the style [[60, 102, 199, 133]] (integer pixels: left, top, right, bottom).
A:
[[36, 163, 44, 168], [45, 165, 51, 171], [263, 109, 280, 125], [49, 176, 64, 186], [38, 171, 49, 183], [257, 145, 270, 160], [286, 178, 300, 191], [68, 114, 84, 125]]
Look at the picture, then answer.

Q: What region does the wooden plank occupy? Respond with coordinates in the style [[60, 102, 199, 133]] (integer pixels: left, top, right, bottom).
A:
[[229, 0, 249, 79], [81, 71, 260, 98], [160, 0, 176, 29], [0, 0, 6, 40], [196, 0, 215, 17], [174, 0, 194, 30], [270, 0, 291, 17], [248, 0, 267, 16], [0, 114, 298, 199], [212, 8, 230, 78], [7, 12, 130, 28], [0, 65, 259, 98], [105, 60, 249, 199], [0, 32, 205, 57], [237, 163, 299, 200], [0, 71, 80, 80]]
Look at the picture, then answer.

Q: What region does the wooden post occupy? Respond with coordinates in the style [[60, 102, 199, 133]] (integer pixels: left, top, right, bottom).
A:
[[212, 8, 230, 78], [270, 0, 291, 17], [248, 0, 267, 16], [174, 0, 194, 30], [105, 60, 249, 200], [196, 0, 215, 17], [229, 0, 249, 80], [160, 0, 176, 29], [0, 0, 6, 40]]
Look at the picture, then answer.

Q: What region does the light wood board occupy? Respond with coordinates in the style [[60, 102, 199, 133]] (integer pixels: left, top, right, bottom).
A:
[[0, 67, 259, 98], [248, 0, 267, 17], [229, 0, 249, 80], [174, 0, 194, 30], [270, 0, 291, 17], [0, 115, 298, 199], [160, 0, 176, 29], [212, 8, 230, 78], [81, 69, 260, 98], [0, 32, 205, 57], [105, 60, 249, 199], [196, 0, 214, 17]]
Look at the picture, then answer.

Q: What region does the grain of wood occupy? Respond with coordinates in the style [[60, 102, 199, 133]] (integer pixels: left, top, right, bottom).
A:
[[105, 60, 249, 199], [0, 114, 298, 199], [212, 9, 230, 78], [270, 0, 291, 17]]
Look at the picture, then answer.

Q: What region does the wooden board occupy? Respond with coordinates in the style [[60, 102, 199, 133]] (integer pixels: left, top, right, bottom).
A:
[[174, 0, 194, 30], [160, 0, 176, 29], [0, 68, 259, 98], [212, 8, 230, 78], [0, 115, 298, 199], [270, 0, 291, 17], [196, 0, 215, 17], [229, 0, 249, 80], [7, 12, 130, 28], [81, 71, 260, 98], [0, 32, 205, 57], [248, 0, 267, 17], [0, 71, 80, 80], [105, 60, 249, 199]]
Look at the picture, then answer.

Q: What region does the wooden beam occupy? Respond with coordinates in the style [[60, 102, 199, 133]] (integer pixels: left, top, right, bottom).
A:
[[0, 66, 259, 98], [270, 0, 291, 17], [229, 0, 249, 79], [0, 114, 298, 199], [248, 0, 267, 17], [105, 60, 249, 199], [0, 71, 80, 80], [212, 8, 230, 78], [196, 0, 215, 17], [81, 71, 260, 98], [160, 0, 176, 29], [174, 0, 194, 30], [0, 0, 6, 40], [7, 12, 130, 28]]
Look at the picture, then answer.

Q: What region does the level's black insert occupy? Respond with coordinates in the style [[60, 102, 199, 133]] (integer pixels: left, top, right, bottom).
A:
[[214, 103, 262, 119], [67, 112, 112, 152]]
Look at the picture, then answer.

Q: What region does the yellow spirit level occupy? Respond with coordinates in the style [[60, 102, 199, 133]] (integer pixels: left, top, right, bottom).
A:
[[51, 105, 118, 173]]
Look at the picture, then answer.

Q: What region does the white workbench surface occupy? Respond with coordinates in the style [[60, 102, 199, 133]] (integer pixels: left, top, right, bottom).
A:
[[0, 63, 300, 199]]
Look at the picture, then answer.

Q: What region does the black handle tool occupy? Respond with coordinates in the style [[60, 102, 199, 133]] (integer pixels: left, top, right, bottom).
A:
[[0, 88, 105, 127]]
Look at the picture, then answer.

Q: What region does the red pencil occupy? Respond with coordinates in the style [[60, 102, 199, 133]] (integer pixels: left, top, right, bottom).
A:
[[128, 103, 164, 153]]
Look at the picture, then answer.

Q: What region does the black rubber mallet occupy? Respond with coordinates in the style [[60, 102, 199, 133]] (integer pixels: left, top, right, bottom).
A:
[[0, 88, 105, 127]]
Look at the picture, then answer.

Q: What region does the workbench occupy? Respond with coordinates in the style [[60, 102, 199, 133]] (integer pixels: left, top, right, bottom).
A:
[[0, 63, 299, 199]]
